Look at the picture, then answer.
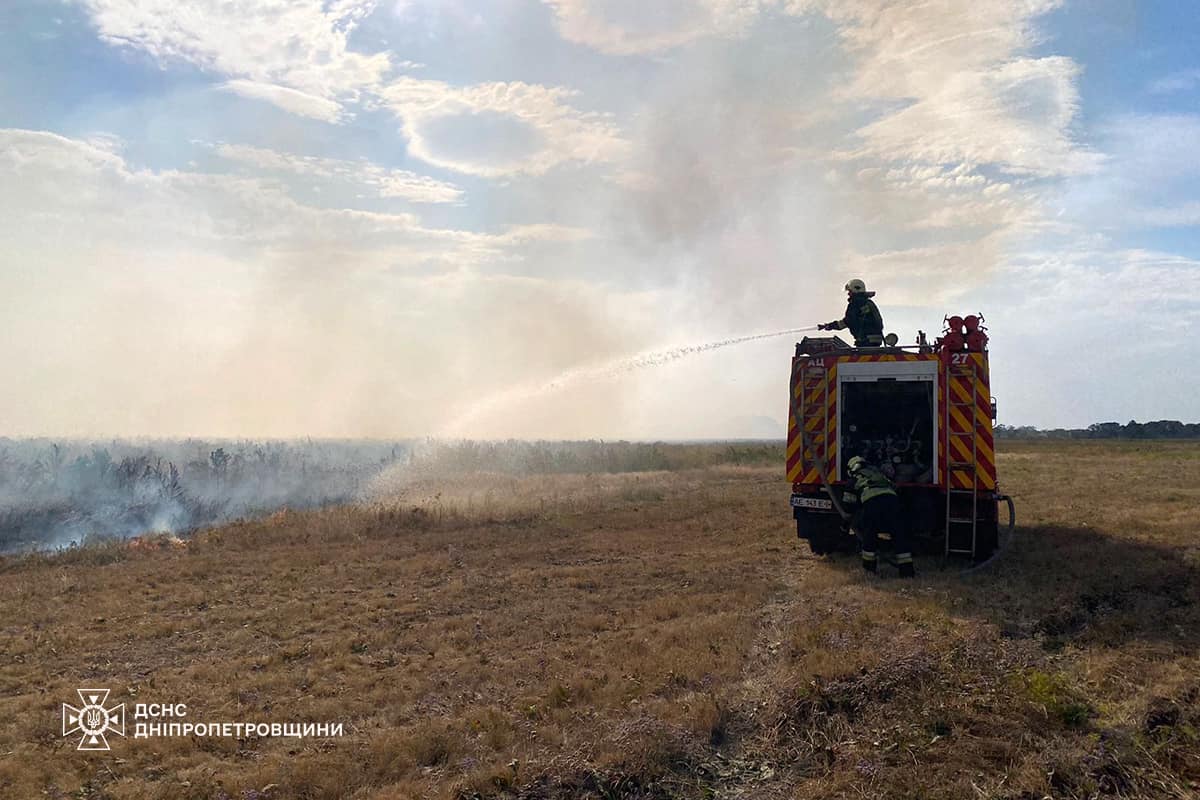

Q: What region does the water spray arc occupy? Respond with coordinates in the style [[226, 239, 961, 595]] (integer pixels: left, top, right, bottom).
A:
[[440, 326, 822, 437]]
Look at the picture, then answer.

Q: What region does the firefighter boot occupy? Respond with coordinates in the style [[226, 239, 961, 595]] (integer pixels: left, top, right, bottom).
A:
[[861, 552, 877, 574], [896, 553, 915, 578]]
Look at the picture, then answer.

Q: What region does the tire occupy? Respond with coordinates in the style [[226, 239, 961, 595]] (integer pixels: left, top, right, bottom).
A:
[[799, 518, 830, 554], [797, 512, 849, 555], [973, 518, 999, 563]]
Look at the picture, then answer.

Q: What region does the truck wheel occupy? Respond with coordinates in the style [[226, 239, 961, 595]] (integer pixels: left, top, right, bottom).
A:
[[797, 514, 846, 555], [800, 518, 829, 554], [973, 519, 999, 563]]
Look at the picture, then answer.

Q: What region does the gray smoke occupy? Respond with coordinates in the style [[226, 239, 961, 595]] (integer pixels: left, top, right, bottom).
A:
[[0, 438, 409, 553]]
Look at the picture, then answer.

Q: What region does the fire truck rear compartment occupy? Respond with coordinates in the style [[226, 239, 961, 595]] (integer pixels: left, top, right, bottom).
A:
[[840, 379, 935, 483]]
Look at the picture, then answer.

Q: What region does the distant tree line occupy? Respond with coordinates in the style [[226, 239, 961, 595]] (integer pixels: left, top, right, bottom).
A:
[[994, 420, 1200, 440]]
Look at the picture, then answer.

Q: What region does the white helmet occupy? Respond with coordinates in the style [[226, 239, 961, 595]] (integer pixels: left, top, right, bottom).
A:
[[845, 278, 867, 294]]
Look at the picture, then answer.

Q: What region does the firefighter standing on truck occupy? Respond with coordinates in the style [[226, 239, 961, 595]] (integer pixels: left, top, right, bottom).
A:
[[846, 455, 914, 577], [818, 279, 884, 347]]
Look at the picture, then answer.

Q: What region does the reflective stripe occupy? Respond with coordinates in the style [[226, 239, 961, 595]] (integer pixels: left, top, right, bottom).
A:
[[861, 551, 876, 561], [895, 553, 913, 564]]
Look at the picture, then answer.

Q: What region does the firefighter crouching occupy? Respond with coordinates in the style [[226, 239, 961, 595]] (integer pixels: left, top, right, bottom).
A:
[[818, 278, 884, 347], [846, 455, 914, 577]]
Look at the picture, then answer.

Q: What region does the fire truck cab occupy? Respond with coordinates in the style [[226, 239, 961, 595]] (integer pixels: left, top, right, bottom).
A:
[[786, 317, 1001, 562]]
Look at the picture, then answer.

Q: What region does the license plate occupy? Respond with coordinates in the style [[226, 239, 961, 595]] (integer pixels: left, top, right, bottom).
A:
[[791, 496, 832, 510]]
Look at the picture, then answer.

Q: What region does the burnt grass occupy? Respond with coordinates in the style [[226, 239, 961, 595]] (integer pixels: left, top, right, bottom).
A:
[[0, 440, 1197, 799]]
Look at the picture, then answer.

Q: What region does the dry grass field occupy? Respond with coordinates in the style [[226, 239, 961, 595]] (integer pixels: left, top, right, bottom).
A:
[[0, 440, 1198, 799]]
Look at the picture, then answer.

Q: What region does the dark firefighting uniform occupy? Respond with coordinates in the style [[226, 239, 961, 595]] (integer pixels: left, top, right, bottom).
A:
[[850, 463, 912, 571], [826, 293, 884, 347]]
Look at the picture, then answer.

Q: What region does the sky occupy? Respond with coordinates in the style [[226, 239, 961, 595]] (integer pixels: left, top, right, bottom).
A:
[[0, 0, 1197, 439]]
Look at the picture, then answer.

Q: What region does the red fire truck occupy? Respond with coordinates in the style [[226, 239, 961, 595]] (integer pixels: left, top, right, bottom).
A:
[[786, 316, 1011, 562]]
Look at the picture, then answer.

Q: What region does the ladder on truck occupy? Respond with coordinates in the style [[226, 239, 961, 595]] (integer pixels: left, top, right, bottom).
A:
[[945, 358, 981, 557], [798, 363, 830, 478]]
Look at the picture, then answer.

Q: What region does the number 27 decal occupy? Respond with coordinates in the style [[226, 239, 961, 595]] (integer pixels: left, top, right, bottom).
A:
[[950, 353, 971, 365]]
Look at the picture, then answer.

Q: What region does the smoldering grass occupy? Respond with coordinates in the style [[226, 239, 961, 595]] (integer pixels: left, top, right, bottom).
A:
[[0, 438, 783, 553]]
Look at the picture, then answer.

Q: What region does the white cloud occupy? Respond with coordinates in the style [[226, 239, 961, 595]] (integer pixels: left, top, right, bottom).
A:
[[542, 0, 764, 55], [1, 127, 127, 173], [79, 0, 390, 112], [837, 234, 1014, 305], [987, 245, 1200, 427], [997, 243, 1200, 347], [78, 1, 631, 181], [843, 162, 1029, 231], [1148, 69, 1200, 95], [555, 0, 1093, 252], [1052, 114, 1200, 234], [1098, 114, 1200, 180], [800, 0, 1097, 179], [220, 80, 344, 122], [381, 77, 629, 176], [1138, 202, 1200, 228], [214, 142, 465, 204], [822, 0, 1061, 98], [783, 0, 1102, 306], [1015, 248, 1200, 313], [494, 223, 594, 244], [851, 56, 1099, 178], [0, 129, 573, 260]]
